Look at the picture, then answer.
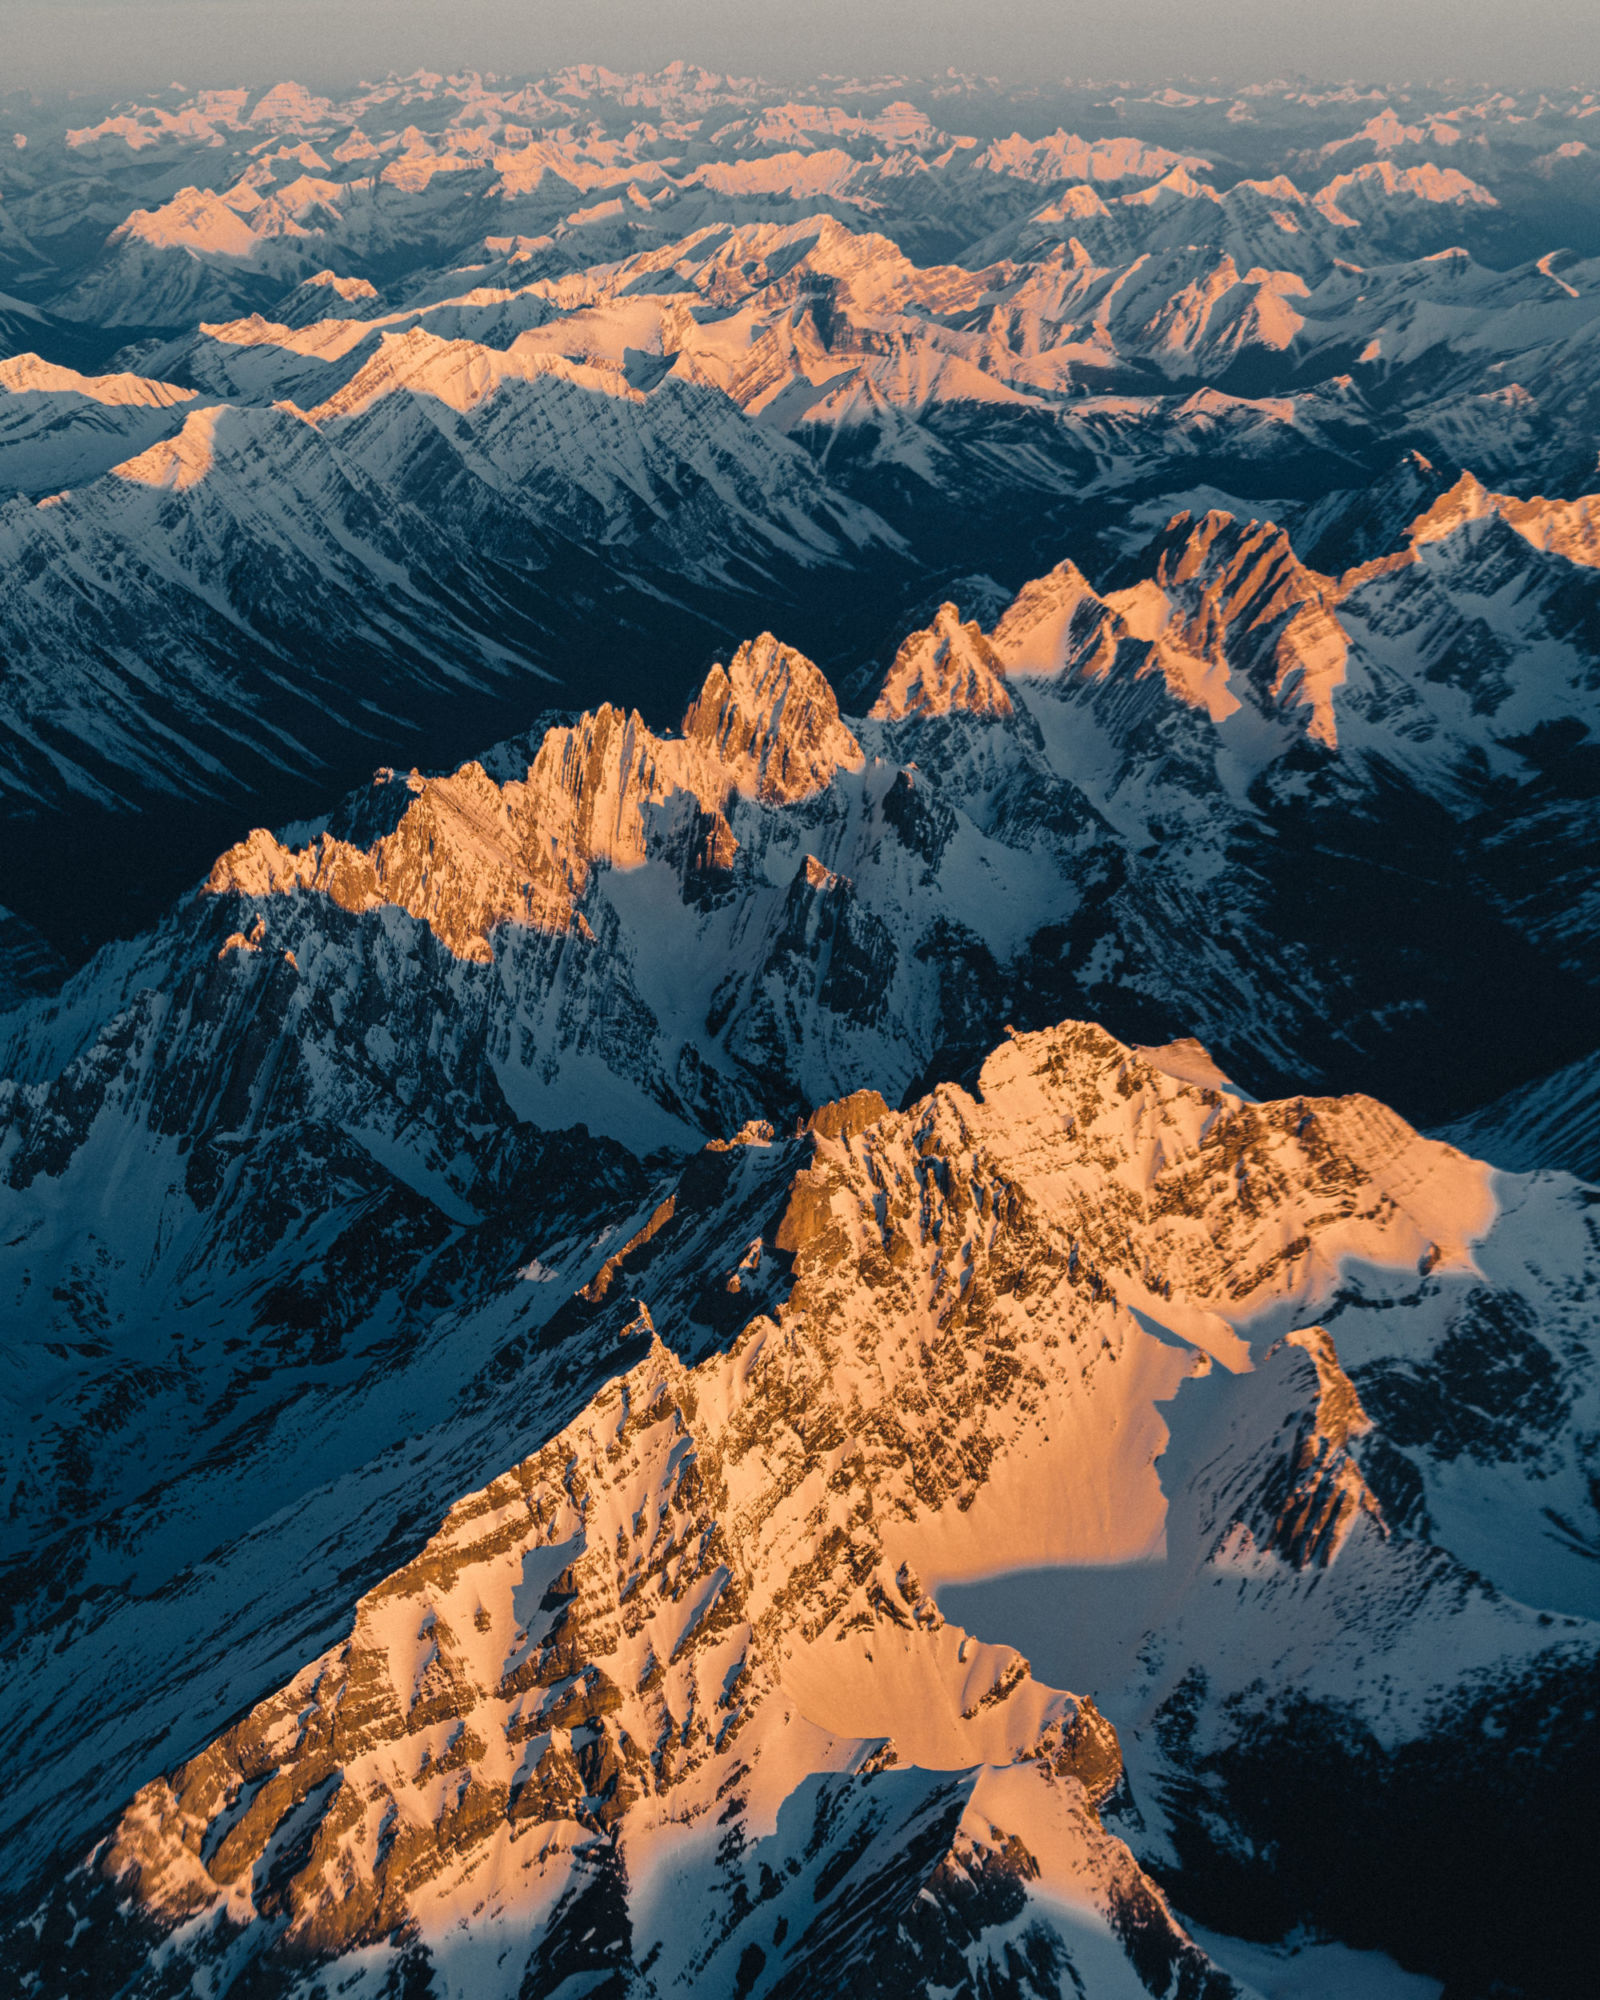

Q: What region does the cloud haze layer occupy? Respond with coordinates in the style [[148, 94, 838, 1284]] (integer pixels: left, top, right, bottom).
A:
[[5, 0, 1598, 93]]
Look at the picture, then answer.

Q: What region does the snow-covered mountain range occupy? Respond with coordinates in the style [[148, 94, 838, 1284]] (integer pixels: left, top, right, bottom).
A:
[[6, 67, 1600, 960], [7, 1016, 1595, 1997], [2, 64, 1598, 2000], [3, 495, 1598, 1995]]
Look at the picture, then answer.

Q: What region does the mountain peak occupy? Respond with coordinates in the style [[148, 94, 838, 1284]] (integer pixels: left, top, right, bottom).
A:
[[683, 633, 862, 803], [987, 560, 1113, 678], [0, 353, 198, 410], [1407, 467, 1496, 543], [110, 404, 230, 489], [1313, 159, 1497, 226], [1406, 470, 1600, 568], [308, 325, 639, 423], [1131, 510, 1347, 744], [205, 637, 864, 962], [108, 184, 262, 258], [870, 602, 1014, 722]]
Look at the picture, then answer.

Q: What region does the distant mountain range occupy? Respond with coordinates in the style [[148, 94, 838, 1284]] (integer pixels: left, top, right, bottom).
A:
[[6, 68, 1600, 960]]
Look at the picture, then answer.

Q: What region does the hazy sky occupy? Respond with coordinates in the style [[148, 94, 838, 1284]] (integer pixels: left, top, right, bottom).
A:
[[6, 0, 1596, 96]]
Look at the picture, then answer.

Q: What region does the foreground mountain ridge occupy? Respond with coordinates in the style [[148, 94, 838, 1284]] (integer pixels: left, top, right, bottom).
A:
[[12, 1015, 1598, 1997]]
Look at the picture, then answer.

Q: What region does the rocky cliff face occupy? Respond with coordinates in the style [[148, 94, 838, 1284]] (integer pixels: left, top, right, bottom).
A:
[[203, 632, 864, 970], [10, 1018, 1596, 1996], [4, 493, 1596, 1775], [6, 502, 1596, 1879]]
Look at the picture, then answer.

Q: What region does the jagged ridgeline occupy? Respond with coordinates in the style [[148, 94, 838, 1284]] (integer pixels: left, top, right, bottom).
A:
[[7, 1023, 1597, 1997], [45, 469, 1600, 1141]]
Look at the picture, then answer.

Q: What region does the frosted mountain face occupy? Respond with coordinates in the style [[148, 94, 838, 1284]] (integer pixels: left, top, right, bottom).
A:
[[0, 904, 62, 1006], [8, 1021, 1595, 1998], [1434, 1043, 1600, 1184], [0, 352, 203, 492], [0, 366, 892, 818]]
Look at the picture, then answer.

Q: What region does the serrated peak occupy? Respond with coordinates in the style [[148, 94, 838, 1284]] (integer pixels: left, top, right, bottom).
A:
[[871, 602, 1013, 722], [683, 633, 862, 803], [1405, 471, 1600, 568], [988, 560, 1112, 677], [1407, 468, 1496, 543]]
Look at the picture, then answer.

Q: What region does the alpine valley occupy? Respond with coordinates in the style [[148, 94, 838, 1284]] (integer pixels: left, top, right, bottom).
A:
[[1, 61, 1597, 2000]]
